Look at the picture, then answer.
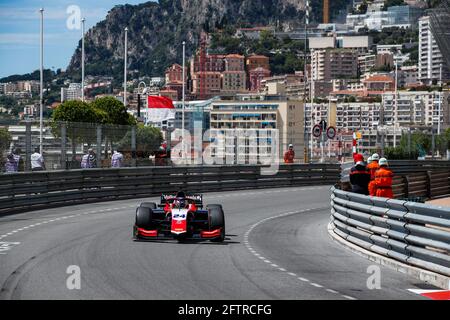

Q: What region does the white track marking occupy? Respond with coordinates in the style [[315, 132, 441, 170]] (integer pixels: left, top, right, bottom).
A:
[[244, 207, 355, 300], [0, 206, 132, 246]]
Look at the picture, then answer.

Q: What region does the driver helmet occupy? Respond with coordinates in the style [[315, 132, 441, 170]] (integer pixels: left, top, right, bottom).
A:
[[176, 191, 186, 198]]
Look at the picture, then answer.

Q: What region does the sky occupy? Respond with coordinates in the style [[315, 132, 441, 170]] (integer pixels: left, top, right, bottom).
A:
[[0, 0, 151, 78]]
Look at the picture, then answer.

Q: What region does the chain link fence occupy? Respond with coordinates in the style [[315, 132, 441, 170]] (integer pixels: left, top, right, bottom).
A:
[[0, 120, 166, 172]]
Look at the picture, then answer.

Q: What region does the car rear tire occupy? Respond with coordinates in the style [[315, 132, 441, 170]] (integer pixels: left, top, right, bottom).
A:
[[207, 204, 225, 242]]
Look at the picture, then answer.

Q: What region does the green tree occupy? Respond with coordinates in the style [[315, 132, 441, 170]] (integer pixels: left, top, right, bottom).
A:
[[0, 127, 11, 153], [382, 0, 405, 10], [117, 124, 163, 157], [52, 100, 105, 124], [384, 131, 432, 160], [90, 96, 136, 126], [91, 97, 137, 158], [51, 100, 107, 161], [0, 127, 12, 170]]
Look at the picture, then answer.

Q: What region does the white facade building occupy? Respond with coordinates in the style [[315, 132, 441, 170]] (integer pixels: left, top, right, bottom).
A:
[[61, 83, 82, 102], [418, 16, 450, 85]]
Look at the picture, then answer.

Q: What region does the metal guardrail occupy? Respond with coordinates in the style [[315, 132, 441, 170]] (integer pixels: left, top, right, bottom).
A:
[[341, 160, 450, 183], [341, 161, 450, 202], [0, 164, 340, 215], [330, 187, 450, 277]]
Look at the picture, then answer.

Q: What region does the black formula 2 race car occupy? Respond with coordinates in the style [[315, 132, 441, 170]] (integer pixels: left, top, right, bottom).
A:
[[133, 191, 225, 242]]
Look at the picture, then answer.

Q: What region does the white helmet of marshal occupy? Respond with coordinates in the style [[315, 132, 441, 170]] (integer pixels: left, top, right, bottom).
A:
[[371, 153, 380, 161], [379, 158, 388, 166]]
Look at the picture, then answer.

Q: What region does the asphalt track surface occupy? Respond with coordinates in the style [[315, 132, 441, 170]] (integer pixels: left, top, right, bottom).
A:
[[0, 186, 436, 300]]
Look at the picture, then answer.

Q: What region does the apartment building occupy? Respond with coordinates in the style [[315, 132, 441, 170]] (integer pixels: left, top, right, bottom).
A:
[[249, 67, 271, 92], [222, 55, 247, 93], [309, 35, 371, 53], [165, 64, 185, 84], [222, 71, 247, 93], [418, 16, 450, 85], [309, 36, 368, 85], [382, 91, 449, 128], [311, 48, 359, 81], [362, 75, 395, 91], [304, 91, 449, 135], [246, 55, 270, 71], [209, 96, 304, 164], [190, 52, 271, 97], [61, 83, 82, 102], [261, 73, 307, 99], [398, 65, 420, 88]]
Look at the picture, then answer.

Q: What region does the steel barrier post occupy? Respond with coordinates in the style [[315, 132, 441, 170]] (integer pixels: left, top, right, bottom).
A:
[[61, 123, 67, 170], [25, 121, 32, 172], [96, 125, 102, 168], [131, 126, 136, 167], [426, 171, 432, 199]]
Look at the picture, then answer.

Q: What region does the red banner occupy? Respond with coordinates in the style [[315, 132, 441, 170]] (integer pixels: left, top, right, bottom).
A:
[[146, 96, 176, 123]]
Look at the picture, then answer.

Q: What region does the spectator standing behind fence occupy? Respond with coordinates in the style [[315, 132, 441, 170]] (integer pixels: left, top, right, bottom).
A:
[[284, 144, 295, 164], [4, 148, 24, 173], [4, 152, 18, 173], [374, 158, 394, 199], [31, 147, 45, 171], [349, 160, 371, 195], [367, 153, 380, 196], [111, 150, 123, 168], [81, 148, 97, 169]]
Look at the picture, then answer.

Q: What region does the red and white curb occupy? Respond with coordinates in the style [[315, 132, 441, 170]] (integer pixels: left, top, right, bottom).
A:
[[244, 207, 357, 300], [408, 289, 450, 300]]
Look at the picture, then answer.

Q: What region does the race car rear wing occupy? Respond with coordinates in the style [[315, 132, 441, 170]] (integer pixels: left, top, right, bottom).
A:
[[160, 194, 203, 207]]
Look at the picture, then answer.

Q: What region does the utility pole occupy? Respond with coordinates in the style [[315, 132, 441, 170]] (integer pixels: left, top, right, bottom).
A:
[[394, 61, 398, 148], [124, 27, 128, 107], [304, 0, 310, 163], [323, 0, 330, 24], [309, 2, 315, 163], [81, 18, 85, 102], [182, 41, 186, 161], [39, 8, 44, 154], [438, 63, 443, 135]]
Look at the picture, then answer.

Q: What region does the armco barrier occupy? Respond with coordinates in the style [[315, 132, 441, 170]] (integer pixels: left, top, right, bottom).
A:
[[341, 161, 450, 201], [330, 187, 450, 277], [0, 164, 340, 215], [341, 160, 450, 183]]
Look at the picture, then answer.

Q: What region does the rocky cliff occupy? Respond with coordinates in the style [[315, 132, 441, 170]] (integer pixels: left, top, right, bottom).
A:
[[67, 0, 351, 79]]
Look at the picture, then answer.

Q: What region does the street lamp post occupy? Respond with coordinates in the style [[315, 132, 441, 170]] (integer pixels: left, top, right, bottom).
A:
[[304, 0, 310, 163], [438, 63, 443, 135], [394, 61, 398, 148], [81, 18, 85, 102], [182, 41, 186, 160], [308, 0, 314, 162], [39, 8, 44, 154], [137, 81, 148, 121], [124, 27, 128, 107]]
